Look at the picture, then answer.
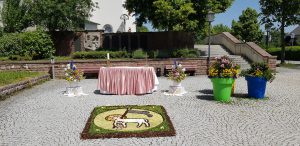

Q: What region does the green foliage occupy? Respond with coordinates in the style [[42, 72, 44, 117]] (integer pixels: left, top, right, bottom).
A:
[[240, 62, 275, 82], [29, 0, 95, 31], [72, 51, 129, 59], [132, 49, 147, 59], [137, 26, 149, 32], [0, 71, 45, 87], [231, 8, 263, 42], [172, 48, 199, 58], [260, 0, 300, 64], [9, 55, 32, 61], [212, 24, 231, 35], [267, 46, 300, 61], [124, 0, 233, 32], [0, 31, 54, 59], [1, 0, 33, 33]]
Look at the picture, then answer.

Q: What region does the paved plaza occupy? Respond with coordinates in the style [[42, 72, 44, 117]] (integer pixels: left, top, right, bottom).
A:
[[1, 67, 300, 145]]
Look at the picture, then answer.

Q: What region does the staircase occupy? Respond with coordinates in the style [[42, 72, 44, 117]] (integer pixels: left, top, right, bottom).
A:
[[195, 45, 251, 70]]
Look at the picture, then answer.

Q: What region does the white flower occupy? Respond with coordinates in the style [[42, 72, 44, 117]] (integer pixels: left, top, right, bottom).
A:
[[67, 64, 70, 69], [182, 68, 186, 72], [172, 65, 174, 68], [65, 73, 68, 76], [178, 64, 182, 67], [64, 68, 67, 71]]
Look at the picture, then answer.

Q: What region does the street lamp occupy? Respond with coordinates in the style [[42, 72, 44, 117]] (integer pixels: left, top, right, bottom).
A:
[[207, 10, 215, 71], [50, 56, 55, 79], [291, 33, 295, 46], [265, 25, 271, 48]]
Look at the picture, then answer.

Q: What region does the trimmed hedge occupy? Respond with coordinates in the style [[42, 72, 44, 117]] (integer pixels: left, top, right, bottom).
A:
[[268, 46, 300, 61], [72, 51, 129, 59], [0, 31, 55, 60]]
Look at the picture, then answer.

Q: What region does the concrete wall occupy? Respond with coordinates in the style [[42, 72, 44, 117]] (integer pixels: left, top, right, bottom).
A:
[[209, 32, 277, 70], [90, 0, 136, 32]]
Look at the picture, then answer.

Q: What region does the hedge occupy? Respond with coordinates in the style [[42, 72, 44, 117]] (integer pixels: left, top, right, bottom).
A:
[[0, 30, 55, 60], [72, 51, 129, 59], [267, 46, 300, 61]]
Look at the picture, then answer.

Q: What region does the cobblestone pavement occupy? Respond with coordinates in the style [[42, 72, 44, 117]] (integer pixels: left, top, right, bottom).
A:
[[1, 67, 300, 146]]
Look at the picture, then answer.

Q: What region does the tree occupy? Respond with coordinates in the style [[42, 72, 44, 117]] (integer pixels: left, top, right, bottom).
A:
[[260, 0, 300, 64], [29, 0, 95, 32], [212, 24, 231, 35], [1, 0, 33, 33], [137, 25, 149, 32], [124, 0, 234, 33], [231, 8, 263, 43]]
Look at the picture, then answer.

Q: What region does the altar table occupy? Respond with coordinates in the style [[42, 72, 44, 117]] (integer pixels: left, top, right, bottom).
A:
[[97, 67, 159, 95]]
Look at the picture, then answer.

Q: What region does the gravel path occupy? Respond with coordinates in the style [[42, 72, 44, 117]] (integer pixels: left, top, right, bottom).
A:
[[1, 67, 300, 146]]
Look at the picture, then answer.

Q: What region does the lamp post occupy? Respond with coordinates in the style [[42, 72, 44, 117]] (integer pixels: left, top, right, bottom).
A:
[[50, 57, 55, 79], [265, 25, 271, 48], [207, 11, 215, 71], [291, 33, 295, 46]]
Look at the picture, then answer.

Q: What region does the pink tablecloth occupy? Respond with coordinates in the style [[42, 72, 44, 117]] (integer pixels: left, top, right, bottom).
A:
[[97, 67, 158, 95]]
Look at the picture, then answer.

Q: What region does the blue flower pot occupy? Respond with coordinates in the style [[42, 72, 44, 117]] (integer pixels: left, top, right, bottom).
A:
[[245, 76, 267, 99]]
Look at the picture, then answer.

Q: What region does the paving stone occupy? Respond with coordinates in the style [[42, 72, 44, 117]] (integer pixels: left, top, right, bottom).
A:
[[0, 67, 300, 145]]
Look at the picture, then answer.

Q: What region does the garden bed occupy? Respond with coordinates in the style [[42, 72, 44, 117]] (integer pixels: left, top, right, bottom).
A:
[[0, 72, 50, 99]]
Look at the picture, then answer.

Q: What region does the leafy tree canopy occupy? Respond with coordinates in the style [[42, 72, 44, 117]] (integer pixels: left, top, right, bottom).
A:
[[124, 0, 234, 32], [232, 7, 263, 43], [29, 0, 95, 32], [137, 25, 149, 32], [259, 0, 300, 64], [212, 24, 231, 35], [1, 0, 33, 33]]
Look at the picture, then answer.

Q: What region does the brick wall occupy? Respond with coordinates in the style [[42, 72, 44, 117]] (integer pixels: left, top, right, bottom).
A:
[[0, 58, 210, 78]]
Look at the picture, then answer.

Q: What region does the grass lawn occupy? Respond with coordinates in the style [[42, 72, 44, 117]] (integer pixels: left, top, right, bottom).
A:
[[0, 71, 47, 87]]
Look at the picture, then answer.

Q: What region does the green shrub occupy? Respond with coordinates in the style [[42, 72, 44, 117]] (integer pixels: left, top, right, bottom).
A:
[[268, 46, 300, 61], [132, 49, 147, 59], [157, 49, 172, 58], [0, 30, 54, 60], [148, 50, 159, 58], [172, 48, 200, 58], [72, 51, 129, 59], [9, 55, 32, 61]]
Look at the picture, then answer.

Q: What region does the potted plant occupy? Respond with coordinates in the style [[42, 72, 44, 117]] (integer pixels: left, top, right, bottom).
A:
[[240, 62, 275, 99], [64, 61, 85, 96], [167, 61, 187, 86], [208, 56, 240, 102]]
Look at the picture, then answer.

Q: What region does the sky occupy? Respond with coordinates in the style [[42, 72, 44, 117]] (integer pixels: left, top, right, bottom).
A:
[[146, 0, 298, 33]]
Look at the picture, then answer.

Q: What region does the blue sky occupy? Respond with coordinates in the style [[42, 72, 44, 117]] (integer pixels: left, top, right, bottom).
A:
[[146, 0, 298, 32]]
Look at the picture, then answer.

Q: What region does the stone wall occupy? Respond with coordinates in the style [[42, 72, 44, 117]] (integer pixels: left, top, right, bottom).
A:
[[209, 32, 277, 70], [0, 58, 210, 78]]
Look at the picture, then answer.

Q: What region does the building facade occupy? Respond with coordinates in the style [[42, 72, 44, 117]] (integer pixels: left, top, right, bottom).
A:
[[90, 0, 136, 33]]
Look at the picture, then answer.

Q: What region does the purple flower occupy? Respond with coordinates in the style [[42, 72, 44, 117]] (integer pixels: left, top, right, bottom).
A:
[[221, 64, 225, 68]]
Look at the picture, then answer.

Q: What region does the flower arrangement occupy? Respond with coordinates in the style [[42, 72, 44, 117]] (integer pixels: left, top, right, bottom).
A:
[[208, 55, 240, 78], [65, 61, 84, 82], [240, 62, 275, 82], [167, 61, 187, 83]]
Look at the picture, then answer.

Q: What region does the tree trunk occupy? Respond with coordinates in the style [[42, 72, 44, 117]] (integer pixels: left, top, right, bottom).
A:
[[280, 19, 286, 64]]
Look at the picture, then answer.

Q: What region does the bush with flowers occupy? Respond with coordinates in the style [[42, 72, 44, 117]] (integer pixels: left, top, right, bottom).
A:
[[208, 55, 240, 78], [167, 61, 187, 83], [240, 62, 275, 82], [65, 62, 84, 82]]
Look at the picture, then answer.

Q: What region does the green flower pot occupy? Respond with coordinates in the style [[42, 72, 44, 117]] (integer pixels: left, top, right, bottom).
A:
[[211, 78, 234, 102]]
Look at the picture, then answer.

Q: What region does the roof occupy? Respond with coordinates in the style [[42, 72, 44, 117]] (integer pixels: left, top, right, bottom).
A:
[[291, 25, 300, 35], [85, 20, 100, 25]]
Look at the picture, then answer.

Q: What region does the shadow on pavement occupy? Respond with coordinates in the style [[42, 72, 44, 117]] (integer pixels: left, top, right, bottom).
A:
[[199, 89, 213, 95], [196, 95, 214, 101]]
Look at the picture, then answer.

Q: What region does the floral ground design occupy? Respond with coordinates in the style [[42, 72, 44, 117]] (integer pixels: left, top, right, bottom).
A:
[[81, 105, 176, 139]]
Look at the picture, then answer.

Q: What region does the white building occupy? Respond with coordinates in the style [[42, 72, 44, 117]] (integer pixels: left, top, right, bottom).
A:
[[89, 0, 136, 33]]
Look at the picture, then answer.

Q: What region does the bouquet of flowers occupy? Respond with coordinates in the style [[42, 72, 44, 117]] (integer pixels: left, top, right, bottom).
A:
[[167, 61, 187, 83], [208, 55, 240, 78], [240, 62, 275, 82], [65, 61, 84, 82]]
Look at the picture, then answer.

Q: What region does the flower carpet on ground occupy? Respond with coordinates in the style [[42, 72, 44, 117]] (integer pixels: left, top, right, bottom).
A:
[[81, 105, 175, 139]]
